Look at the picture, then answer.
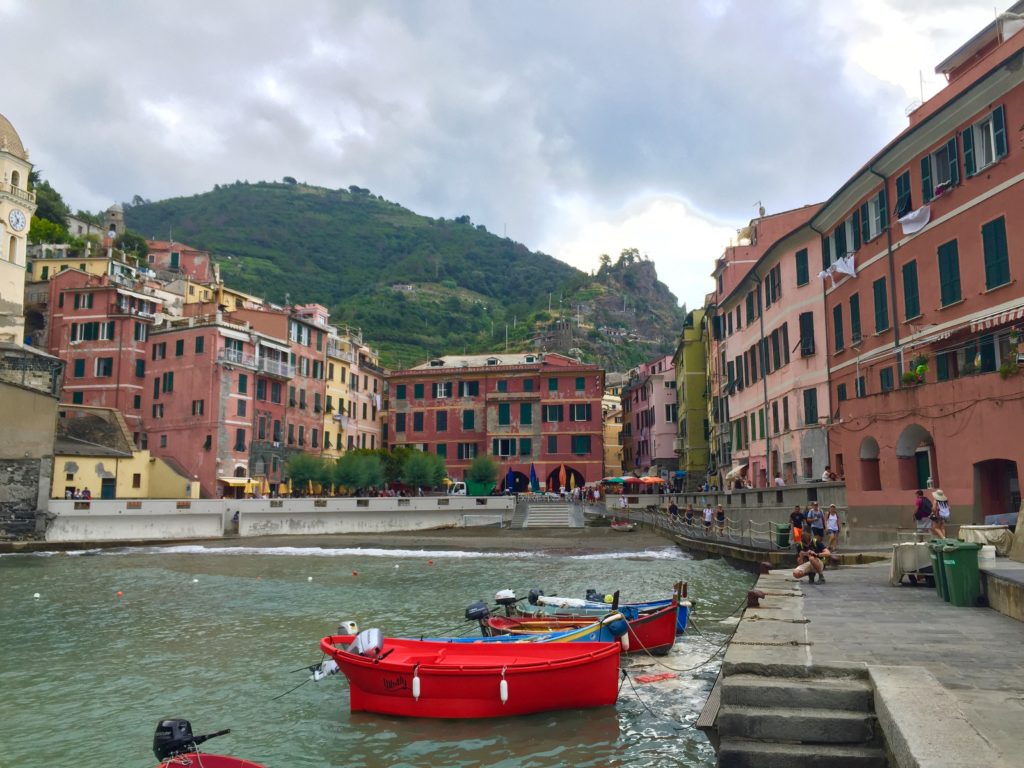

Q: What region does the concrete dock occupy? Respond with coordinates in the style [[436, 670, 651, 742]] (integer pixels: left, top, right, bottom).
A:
[[711, 561, 1024, 767]]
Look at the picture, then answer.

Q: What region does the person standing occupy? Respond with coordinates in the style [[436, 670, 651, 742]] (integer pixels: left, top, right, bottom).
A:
[[913, 490, 933, 538], [685, 504, 695, 528], [703, 502, 714, 533], [825, 504, 841, 551], [715, 504, 727, 536], [774, 473, 786, 487], [806, 502, 825, 539], [668, 501, 679, 524], [789, 504, 806, 549], [931, 489, 950, 538]]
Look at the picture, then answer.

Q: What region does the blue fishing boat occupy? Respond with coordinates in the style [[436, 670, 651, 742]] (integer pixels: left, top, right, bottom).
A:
[[514, 583, 691, 635]]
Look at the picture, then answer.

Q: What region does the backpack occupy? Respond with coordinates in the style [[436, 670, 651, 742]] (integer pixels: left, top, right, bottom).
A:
[[916, 497, 933, 520]]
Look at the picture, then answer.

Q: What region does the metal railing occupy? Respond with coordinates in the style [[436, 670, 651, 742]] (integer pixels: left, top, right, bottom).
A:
[[217, 348, 257, 368], [619, 505, 794, 552], [257, 357, 294, 378]]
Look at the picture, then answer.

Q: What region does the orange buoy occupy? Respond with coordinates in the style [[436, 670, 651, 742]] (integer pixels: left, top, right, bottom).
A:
[[116, 591, 123, 598]]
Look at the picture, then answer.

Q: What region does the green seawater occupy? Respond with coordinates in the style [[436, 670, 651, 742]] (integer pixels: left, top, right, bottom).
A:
[[0, 541, 754, 767]]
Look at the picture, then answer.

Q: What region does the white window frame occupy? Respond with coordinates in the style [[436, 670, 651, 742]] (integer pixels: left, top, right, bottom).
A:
[[927, 143, 953, 188], [866, 196, 884, 241], [970, 114, 998, 171]]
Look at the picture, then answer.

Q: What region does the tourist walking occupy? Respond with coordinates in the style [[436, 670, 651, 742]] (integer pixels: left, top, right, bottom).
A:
[[703, 503, 714, 533], [685, 504, 695, 528], [913, 489, 933, 538], [930, 489, 950, 538], [826, 504, 841, 550], [715, 504, 726, 536], [806, 501, 825, 539], [789, 504, 805, 549]]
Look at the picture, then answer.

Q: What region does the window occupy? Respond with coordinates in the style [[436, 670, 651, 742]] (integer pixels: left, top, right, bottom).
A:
[[493, 438, 515, 456], [849, 294, 862, 343], [270, 382, 281, 404], [859, 188, 888, 243], [803, 389, 819, 425], [832, 305, 844, 352], [191, 399, 205, 416], [457, 443, 478, 460], [195, 336, 204, 354], [837, 383, 847, 402], [782, 396, 790, 430], [238, 374, 248, 394], [395, 413, 406, 432], [160, 434, 167, 448], [73, 358, 85, 378], [162, 371, 174, 393], [665, 403, 678, 422], [313, 392, 322, 413], [133, 395, 141, 409], [772, 401, 780, 433], [134, 322, 147, 342], [982, 217, 1010, 290], [71, 391, 83, 404], [519, 438, 532, 456], [547, 435, 557, 453], [273, 420, 282, 442], [790, 250, 806, 286], [395, 384, 406, 399], [523, 379, 534, 392], [414, 383, 424, 399], [175, 339, 184, 357], [298, 426, 305, 446], [457, 381, 480, 397], [963, 105, 1007, 176], [462, 409, 475, 430], [237, 400, 246, 417], [497, 380, 508, 393], [235, 429, 246, 451], [571, 435, 592, 455], [921, 137, 959, 202], [153, 377, 160, 399], [256, 379, 266, 401], [437, 410, 448, 431], [570, 403, 592, 422], [764, 264, 782, 306], [132, 473, 142, 489], [311, 428, 319, 449], [436, 443, 447, 458], [798, 312, 815, 356], [902, 261, 921, 319], [827, 215, 860, 267], [855, 376, 866, 398], [431, 382, 453, 398], [152, 342, 166, 360], [520, 403, 532, 425], [880, 367, 894, 393], [575, 376, 585, 391], [543, 404, 564, 422], [937, 240, 961, 306], [498, 403, 510, 425], [548, 377, 558, 392], [288, 424, 295, 445], [872, 278, 889, 333], [894, 171, 912, 218], [299, 390, 307, 410]]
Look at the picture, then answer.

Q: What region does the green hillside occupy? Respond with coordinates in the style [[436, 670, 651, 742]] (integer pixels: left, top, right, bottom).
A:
[[124, 181, 683, 369]]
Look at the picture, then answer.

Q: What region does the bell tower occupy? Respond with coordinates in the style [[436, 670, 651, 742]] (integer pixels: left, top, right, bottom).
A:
[[0, 112, 36, 344]]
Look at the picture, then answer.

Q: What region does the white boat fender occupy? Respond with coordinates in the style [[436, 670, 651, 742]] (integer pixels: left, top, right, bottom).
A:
[[310, 659, 339, 682], [620, 633, 630, 652], [412, 665, 421, 701], [500, 667, 508, 704]]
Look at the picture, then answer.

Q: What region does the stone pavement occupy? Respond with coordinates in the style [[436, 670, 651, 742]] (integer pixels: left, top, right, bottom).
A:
[[799, 561, 1024, 766]]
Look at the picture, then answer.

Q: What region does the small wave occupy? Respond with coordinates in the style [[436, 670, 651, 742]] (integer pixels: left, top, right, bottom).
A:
[[56, 544, 539, 559], [567, 547, 691, 561]]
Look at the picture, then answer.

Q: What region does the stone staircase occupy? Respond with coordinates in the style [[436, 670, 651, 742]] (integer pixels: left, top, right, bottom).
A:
[[524, 502, 576, 528], [716, 670, 888, 767]]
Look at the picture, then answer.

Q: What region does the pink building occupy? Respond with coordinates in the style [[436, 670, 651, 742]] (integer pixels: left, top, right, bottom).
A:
[[708, 206, 824, 487], [621, 354, 678, 476], [145, 240, 214, 283]]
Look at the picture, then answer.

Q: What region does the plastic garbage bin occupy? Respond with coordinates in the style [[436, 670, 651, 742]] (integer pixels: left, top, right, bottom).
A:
[[775, 523, 790, 548], [942, 541, 982, 607], [929, 540, 951, 601]]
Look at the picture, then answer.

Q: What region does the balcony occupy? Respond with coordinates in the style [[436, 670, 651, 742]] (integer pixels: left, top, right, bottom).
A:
[[0, 181, 36, 204], [257, 357, 294, 379], [326, 341, 355, 363], [109, 303, 156, 320], [217, 348, 257, 369]]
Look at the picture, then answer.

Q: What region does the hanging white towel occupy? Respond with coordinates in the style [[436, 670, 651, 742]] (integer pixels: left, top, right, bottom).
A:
[[898, 205, 931, 235]]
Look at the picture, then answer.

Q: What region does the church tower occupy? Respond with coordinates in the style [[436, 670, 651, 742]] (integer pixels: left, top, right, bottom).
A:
[[0, 112, 37, 344]]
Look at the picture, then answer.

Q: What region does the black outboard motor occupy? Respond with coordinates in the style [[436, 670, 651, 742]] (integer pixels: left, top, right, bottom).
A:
[[464, 601, 490, 621], [527, 588, 544, 606], [586, 589, 611, 603], [153, 719, 230, 760]]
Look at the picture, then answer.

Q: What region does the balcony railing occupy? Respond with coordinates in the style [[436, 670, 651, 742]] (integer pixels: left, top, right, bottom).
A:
[[217, 348, 257, 368], [0, 181, 36, 204], [257, 357, 294, 378], [326, 341, 355, 363], [109, 303, 157, 320]]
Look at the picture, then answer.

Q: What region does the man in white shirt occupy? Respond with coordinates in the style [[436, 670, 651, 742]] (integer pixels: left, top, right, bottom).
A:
[[821, 465, 832, 482], [702, 503, 714, 533], [774, 473, 785, 487]]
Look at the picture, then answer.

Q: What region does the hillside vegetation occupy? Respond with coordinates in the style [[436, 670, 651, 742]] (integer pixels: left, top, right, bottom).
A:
[[124, 181, 684, 369]]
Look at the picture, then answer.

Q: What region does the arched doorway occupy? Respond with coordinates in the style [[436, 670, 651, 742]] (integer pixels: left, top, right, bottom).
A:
[[859, 437, 881, 491], [546, 465, 585, 493], [501, 470, 530, 493], [896, 424, 936, 490], [973, 459, 1020, 523]]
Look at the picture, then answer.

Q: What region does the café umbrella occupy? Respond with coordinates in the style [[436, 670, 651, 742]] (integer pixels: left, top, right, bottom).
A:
[[529, 464, 539, 493]]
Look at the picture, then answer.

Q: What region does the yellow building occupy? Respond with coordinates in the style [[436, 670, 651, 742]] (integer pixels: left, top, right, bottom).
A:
[[1, 113, 36, 345], [602, 372, 626, 477], [26, 244, 139, 283], [51, 406, 198, 499], [323, 329, 354, 458], [323, 326, 385, 455], [672, 308, 709, 490]]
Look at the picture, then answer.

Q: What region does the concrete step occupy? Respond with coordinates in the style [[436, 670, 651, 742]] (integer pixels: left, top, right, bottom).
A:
[[718, 738, 888, 768], [717, 705, 876, 744], [722, 674, 874, 712], [526, 506, 572, 527]]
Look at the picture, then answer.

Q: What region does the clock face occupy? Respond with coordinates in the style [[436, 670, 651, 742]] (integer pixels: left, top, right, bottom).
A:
[[8, 209, 26, 232]]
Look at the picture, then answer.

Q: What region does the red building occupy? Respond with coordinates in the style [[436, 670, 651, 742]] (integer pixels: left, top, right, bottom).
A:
[[145, 240, 214, 283], [387, 353, 605, 490], [818, 14, 1024, 537], [47, 269, 160, 435]]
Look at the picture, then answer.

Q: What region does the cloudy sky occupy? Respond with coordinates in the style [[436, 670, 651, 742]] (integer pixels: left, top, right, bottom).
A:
[[3, 0, 1002, 307]]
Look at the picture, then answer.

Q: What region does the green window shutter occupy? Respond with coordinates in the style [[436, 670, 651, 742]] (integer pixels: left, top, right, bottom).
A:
[[414, 383, 424, 399], [519, 438, 532, 456], [993, 105, 1007, 159], [498, 403, 510, 425], [920, 155, 933, 203], [895, 171, 911, 216], [902, 261, 920, 319], [834, 225, 846, 261], [520, 403, 532, 424], [878, 189, 888, 230], [795, 249, 808, 285], [548, 377, 558, 391], [463, 409, 474, 429], [851, 212, 861, 251], [73, 358, 85, 377], [832, 305, 844, 351], [759, 409, 765, 440], [946, 137, 959, 186], [396, 384, 406, 399], [492, 439, 499, 456], [860, 203, 870, 243], [849, 294, 861, 341], [962, 126, 976, 177], [982, 217, 1010, 289], [937, 241, 961, 306], [936, 353, 949, 381], [873, 278, 889, 333], [821, 236, 831, 271]]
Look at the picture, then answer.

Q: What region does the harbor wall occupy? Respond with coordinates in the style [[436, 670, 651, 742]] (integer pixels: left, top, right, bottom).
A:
[[43, 496, 514, 542]]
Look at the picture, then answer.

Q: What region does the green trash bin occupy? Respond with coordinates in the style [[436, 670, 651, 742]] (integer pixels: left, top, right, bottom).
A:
[[942, 541, 982, 607], [929, 540, 951, 601], [774, 523, 790, 548]]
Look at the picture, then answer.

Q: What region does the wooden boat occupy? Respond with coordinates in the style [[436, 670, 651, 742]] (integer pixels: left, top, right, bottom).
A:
[[320, 630, 621, 718], [153, 719, 266, 768], [440, 607, 630, 647], [610, 520, 636, 532], [487, 601, 678, 656], [518, 583, 691, 635]]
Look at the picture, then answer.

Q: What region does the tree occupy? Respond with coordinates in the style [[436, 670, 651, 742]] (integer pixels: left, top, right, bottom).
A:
[[28, 217, 69, 245], [115, 231, 149, 259], [598, 253, 611, 272], [334, 451, 383, 492], [402, 450, 446, 490], [466, 455, 498, 484], [282, 176, 297, 184], [286, 453, 328, 488], [32, 180, 70, 227]]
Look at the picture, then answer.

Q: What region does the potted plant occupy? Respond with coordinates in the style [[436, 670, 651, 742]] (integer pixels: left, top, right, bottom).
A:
[[999, 361, 1019, 379], [902, 370, 921, 386]]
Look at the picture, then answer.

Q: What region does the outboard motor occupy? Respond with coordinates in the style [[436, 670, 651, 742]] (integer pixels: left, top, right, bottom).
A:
[[347, 628, 383, 658], [494, 589, 517, 608], [586, 589, 612, 603], [153, 719, 229, 761], [527, 588, 544, 606], [465, 600, 490, 621], [338, 619, 359, 636]]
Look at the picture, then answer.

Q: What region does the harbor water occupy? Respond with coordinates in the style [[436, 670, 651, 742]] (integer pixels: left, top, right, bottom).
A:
[[0, 535, 754, 767]]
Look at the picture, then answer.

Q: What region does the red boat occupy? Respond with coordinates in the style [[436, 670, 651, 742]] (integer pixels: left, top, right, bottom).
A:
[[320, 629, 621, 718], [491, 601, 678, 656], [153, 719, 266, 767]]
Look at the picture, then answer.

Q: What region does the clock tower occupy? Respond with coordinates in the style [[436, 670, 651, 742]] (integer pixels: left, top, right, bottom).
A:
[[0, 112, 37, 345]]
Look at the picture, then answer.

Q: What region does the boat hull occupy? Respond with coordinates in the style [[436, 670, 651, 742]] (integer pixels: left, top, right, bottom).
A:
[[498, 603, 678, 656], [321, 634, 621, 718], [527, 597, 691, 635], [157, 755, 266, 767]]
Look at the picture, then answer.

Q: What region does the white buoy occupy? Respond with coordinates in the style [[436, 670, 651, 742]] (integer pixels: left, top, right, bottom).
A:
[[394, 564, 400, 568], [499, 678, 509, 704], [33, 592, 40, 599], [620, 634, 630, 652], [412, 672, 421, 701], [307, 576, 313, 581], [192, 578, 198, 583]]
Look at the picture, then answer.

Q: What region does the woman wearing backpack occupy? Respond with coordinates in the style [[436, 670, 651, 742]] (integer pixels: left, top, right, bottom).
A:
[[913, 490, 933, 538], [930, 489, 950, 538]]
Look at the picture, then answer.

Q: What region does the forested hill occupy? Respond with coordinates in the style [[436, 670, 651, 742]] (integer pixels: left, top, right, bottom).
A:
[[124, 181, 684, 370]]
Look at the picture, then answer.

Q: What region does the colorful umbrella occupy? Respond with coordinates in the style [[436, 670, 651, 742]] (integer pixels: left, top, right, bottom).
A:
[[529, 464, 539, 493], [506, 466, 515, 492], [569, 473, 576, 490], [602, 476, 625, 484], [558, 464, 567, 489]]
